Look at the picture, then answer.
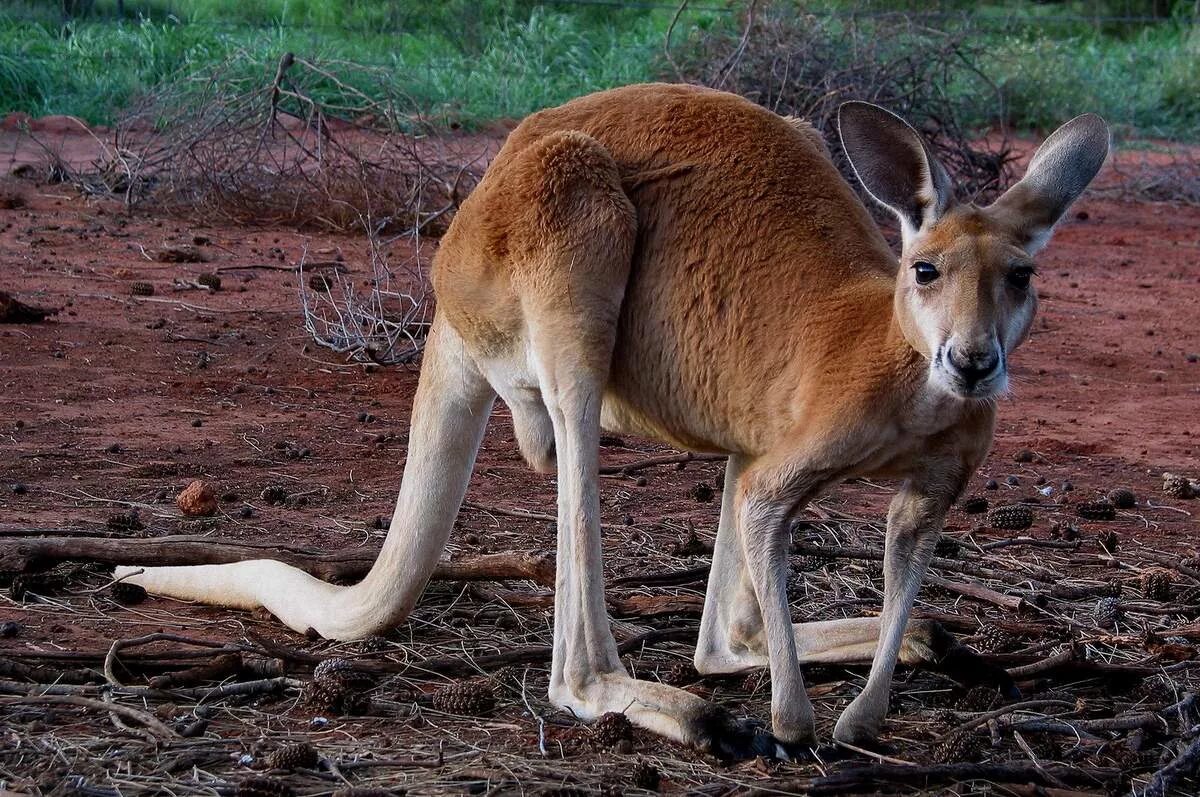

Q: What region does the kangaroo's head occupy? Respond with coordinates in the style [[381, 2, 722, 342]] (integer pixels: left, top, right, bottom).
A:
[[838, 102, 1109, 400]]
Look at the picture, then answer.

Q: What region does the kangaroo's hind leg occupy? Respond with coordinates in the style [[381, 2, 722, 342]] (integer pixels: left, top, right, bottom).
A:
[[489, 130, 786, 758]]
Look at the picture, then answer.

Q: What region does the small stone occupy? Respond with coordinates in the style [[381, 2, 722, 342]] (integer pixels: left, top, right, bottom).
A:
[[177, 479, 218, 517], [1014, 449, 1035, 463], [10, 482, 27, 495], [191, 418, 203, 428], [0, 621, 19, 638], [1005, 475, 1021, 487], [1061, 480, 1074, 492], [985, 479, 999, 491]]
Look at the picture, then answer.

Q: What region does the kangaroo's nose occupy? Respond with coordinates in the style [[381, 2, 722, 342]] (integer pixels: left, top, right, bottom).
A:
[[947, 346, 1000, 386]]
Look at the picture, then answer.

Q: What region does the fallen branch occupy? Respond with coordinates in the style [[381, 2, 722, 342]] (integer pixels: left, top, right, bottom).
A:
[[755, 762, 1120, 796], [925, 573, 1033, 612], [598, 451, 725, 475], [1141, 736, 1200, 797], [0, 694, 177, 738], [0, 533, 555, 586]]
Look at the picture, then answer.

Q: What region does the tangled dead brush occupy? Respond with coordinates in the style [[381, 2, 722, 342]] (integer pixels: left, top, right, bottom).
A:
[[672, 6, 1018, 204], [86, 51, 485, 234], [298, 224, 431, 365]]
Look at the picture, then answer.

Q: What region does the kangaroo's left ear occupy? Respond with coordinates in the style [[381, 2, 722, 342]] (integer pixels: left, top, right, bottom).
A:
[[988, 114, 1110, 254]]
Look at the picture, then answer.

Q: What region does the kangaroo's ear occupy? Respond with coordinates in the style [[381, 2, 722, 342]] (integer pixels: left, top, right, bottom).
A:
[[838, 101, 953, 245], [989, 113, 1110, 254]]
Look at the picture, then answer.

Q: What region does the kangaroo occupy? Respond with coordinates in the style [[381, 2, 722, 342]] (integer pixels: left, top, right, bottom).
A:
[[116, 84, 1109, 756]]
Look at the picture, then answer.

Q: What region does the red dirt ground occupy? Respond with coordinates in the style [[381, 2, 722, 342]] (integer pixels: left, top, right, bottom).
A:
[[1, 124, 1198, 794]]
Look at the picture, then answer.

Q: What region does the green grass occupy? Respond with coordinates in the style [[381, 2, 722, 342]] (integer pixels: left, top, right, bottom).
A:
[[0, 1, 1196, 141], [0, 1, 713, 128]]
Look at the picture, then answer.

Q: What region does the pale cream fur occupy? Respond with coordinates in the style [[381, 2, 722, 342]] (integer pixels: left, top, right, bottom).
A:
[[117, 84, 1109, 755]]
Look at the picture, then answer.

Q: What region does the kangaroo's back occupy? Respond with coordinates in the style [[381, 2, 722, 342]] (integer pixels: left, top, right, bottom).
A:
[[437, 84, 903, 454]]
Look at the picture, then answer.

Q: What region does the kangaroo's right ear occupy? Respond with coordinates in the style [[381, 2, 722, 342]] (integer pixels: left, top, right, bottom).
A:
[[838, 101, 953, 245], [988, 113, 1110, 254]]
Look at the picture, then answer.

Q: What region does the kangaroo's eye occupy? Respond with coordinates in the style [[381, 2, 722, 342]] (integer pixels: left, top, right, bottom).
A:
[[1008, 266, 1035, 290], [912, 261, 940, 285]]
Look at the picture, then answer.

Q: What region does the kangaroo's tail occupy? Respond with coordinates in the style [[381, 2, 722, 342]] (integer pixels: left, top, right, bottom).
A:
[[115, 314, 495, 640]]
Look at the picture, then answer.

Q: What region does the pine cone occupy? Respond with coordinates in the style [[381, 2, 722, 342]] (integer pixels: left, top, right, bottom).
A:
[[1141, 569, 1173, 602], [355, 636, 390, 654], [1098, 529, 1120, 555], [962, 496, 989, 514], [313, 658, 355, 681], [265, 741, 318, 771], [934, 535, 962, 558], [1163, 474, 1195, 499], [431, 679, 496, 716], [1132, 674, 1176, 704], [932, 731, 985, 763], [196, 273, 222, 290], [630, 759, 661, 791], [797, 554, 832, 572], [659, 660, 696, 686], [1094, 597, 1123, 629], [236, 776, 295, 797], [590, 711, 634, 749], [130, 281, 154, 297], [956, 686, 1000, 712], [989, 504, 1033, 531], [973, 623, 1018, 654], [1107, 488, 1137, 509], [740, 671, 764, 694], [302, 675, 371, 715], [1077, 501, 1116, 521], [688, 482, 715, 503]]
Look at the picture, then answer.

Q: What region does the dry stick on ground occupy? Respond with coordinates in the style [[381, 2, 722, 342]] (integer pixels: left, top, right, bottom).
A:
[[1141, 735, 1200, 797], [753, 763, 1121, 796], [598, 451, 726, 475], [0, 534, 555, 587], [939, 699, 1078, 740], [0, 695, 178, 739]]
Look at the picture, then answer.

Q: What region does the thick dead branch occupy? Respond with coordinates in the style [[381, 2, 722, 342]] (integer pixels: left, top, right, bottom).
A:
[[0, 533, 555, 587]]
